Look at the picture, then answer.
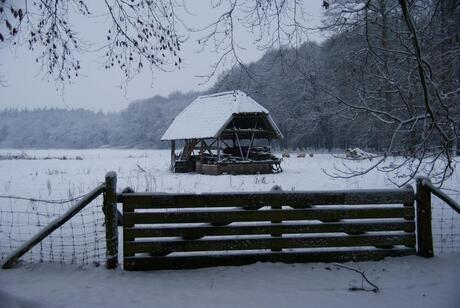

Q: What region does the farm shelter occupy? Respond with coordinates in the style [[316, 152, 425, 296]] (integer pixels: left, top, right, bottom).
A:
[[161, 90, 284, 175]]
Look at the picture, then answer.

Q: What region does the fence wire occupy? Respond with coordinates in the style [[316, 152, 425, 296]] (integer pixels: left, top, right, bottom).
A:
[[431, 192, 460, 254], [0, 195, 106, 266]]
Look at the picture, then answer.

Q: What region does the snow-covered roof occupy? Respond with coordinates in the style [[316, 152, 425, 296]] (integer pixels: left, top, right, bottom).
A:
[[161, 90, 282, 140]]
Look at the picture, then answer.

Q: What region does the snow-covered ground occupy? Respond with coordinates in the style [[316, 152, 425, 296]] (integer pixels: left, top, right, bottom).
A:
[[1, 254, 459, 308], [0, 149, 459, 307]]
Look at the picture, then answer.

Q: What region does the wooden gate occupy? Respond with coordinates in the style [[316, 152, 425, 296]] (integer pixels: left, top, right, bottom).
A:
[[119, 186, 424, 271]]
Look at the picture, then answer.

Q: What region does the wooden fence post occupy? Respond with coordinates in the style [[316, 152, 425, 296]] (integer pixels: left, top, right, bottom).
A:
[[270, 185, 282, 252], [415, 177, 434, 258], [104, 171, 118, 269]]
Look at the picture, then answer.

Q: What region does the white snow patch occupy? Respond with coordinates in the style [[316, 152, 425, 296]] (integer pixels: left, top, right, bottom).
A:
[[0, 254, 459, 308], [0, 289, 42, 308]]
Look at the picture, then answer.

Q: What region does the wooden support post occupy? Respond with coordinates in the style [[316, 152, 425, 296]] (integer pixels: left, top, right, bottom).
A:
[[402, 184, 416, 248], [121, 187, 135, 258], [171, 140, 176, 171], [217, 137, 221, 162], [415, 177, 434, 258], [270, 185, 282, 252], [200, 139, 204, 162], [246, 133, 255, 160], [104, 171, 118, 269], [235, 133, 244, 159]]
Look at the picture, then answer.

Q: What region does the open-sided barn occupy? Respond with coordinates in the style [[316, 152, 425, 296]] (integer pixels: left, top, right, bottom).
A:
[[161, 90, 283, 175]]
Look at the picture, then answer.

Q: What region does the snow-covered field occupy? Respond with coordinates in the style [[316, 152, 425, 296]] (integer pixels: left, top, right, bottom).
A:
[[1, 149, 459, 307], [0, 148, 458, 194]]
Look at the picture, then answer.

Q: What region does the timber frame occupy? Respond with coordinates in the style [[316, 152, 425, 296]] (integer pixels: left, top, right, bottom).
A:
[[161, 91, 283, 175], [170, 114, 282, 175]]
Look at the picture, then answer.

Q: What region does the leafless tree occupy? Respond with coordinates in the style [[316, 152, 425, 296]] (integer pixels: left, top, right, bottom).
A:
[[192, 0, 313, 81], [0, 1, 319, 84], [0, 0, 182, 85], [317, 0, 459, 186]]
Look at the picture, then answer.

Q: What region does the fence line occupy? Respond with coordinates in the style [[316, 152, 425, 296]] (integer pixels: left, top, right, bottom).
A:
[[0, 193, 106, 267], [421, 178, 460, 254], [432, 201, 460, 254], [0, 174, 459, 269], [0, 194, 88, 204]]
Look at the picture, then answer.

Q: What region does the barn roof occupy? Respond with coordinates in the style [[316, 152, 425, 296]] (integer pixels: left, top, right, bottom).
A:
[[161, 90, 283, 140]]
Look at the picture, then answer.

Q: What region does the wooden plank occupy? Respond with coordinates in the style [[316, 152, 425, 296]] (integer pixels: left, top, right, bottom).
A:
[[124, 234, 415, 254], [124, 221, 415, 238], [121, 188, 414, 209], [422, 178, 460, 214], [123, 207, 414, 225], [124, 248, 416, 270]]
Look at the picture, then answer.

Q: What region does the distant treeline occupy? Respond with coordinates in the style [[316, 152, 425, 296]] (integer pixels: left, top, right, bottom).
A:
[[0, 92, 197, 149]]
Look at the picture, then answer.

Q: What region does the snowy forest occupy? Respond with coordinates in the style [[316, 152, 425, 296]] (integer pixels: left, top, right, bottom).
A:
[[1, 0, 459, 154]]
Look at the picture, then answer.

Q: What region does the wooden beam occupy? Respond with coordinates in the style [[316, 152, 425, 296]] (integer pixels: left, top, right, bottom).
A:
[[235, 132, 244, 159], [104, 171, 118, 269], [222, 129, 268, 134], [124, 234, 415, 254], [170, 140, 175, 171], [122, 187, 415, 209], [207, 139, 218, 148], [200, 139, 204, 162], [124, 221, 415, 238], [124, 249, 415, 271], [416, 177, 434, 257], [246, 133, 255, 160], [200, 139, 214, 156], [220, 138, 231, 148], [217, 137, 221, 161], [421, 178, 460, 214], [123, 207, 414, 225]]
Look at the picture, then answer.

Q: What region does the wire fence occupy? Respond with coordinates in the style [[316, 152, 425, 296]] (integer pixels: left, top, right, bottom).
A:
[[431, 192, 460, 254], [0, 195, 106, 266], [0, 189, 458, 268]]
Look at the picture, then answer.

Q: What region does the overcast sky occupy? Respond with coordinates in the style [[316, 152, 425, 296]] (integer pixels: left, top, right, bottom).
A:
[[0, 1, 325, 112]]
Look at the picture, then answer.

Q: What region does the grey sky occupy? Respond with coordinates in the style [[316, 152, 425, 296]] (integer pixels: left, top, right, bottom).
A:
[[0, 1, 325, 112]]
